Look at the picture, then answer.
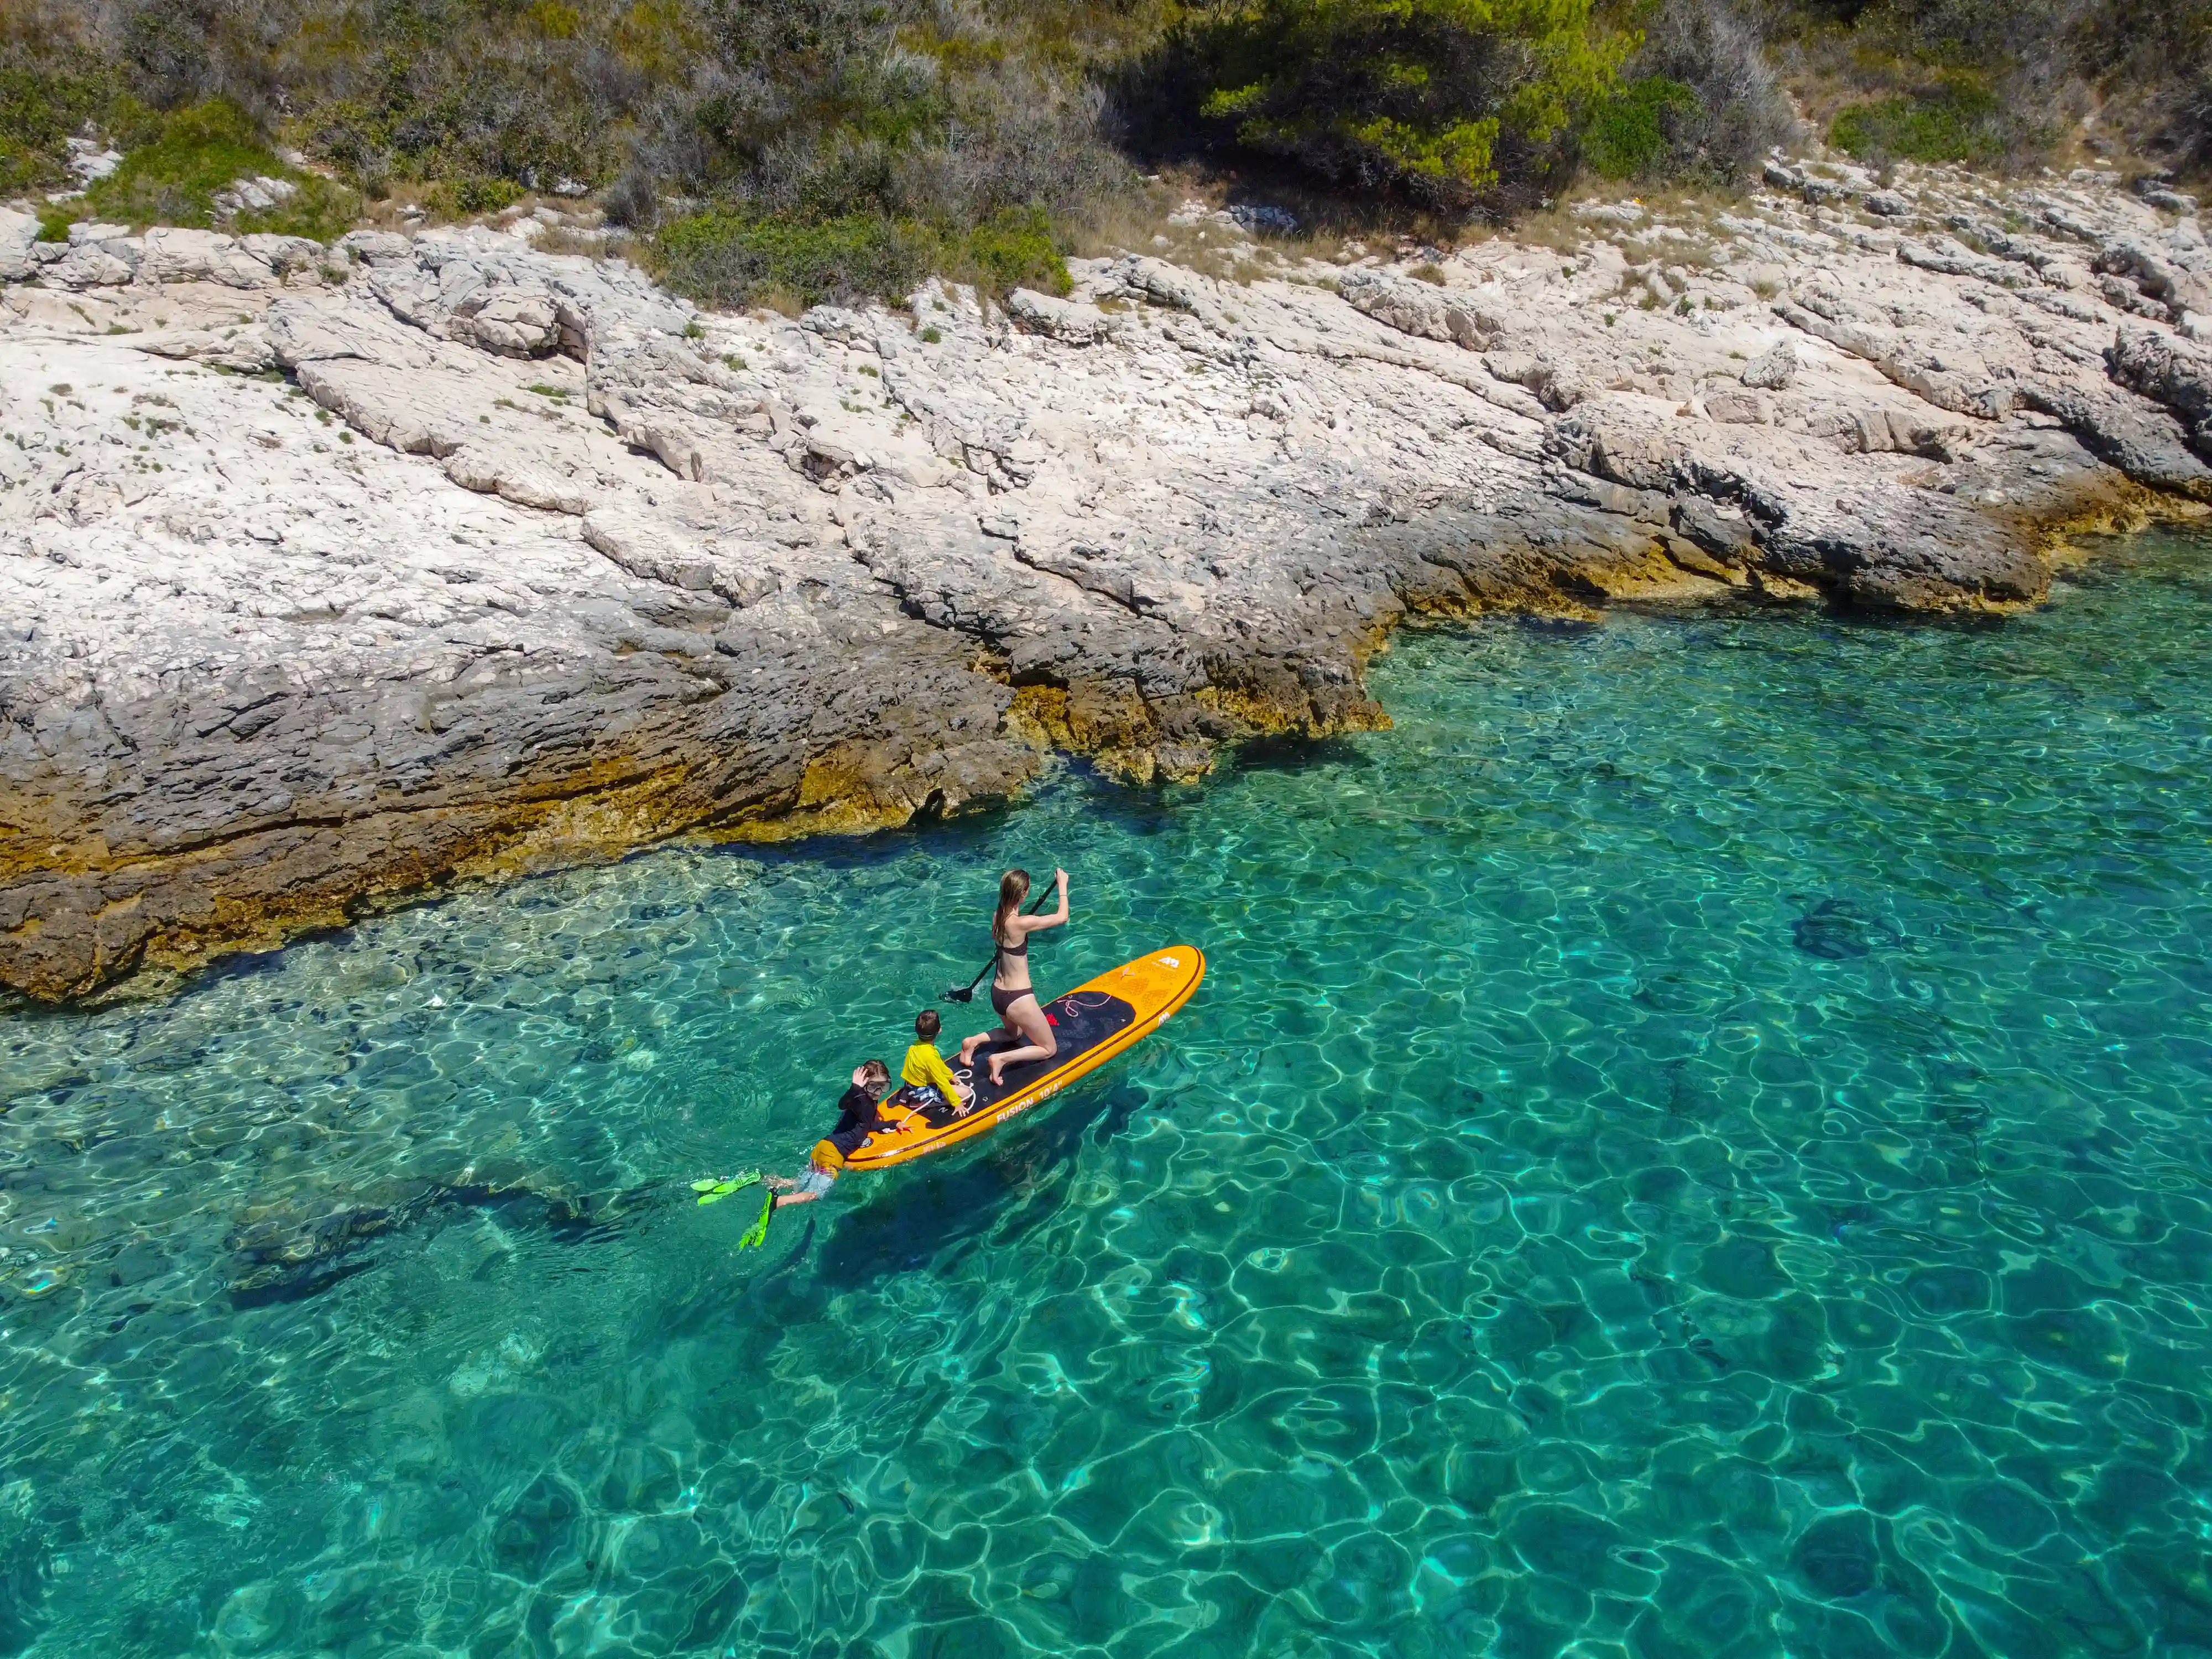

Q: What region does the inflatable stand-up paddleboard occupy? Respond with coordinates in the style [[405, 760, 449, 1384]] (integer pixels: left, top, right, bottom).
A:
[[844, 946, 1205, 1170]]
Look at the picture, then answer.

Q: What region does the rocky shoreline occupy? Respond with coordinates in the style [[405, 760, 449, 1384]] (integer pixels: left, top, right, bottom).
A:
[[4, 155, 2210, 1001]]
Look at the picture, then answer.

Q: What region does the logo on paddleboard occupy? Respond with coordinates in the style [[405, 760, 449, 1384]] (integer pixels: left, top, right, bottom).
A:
[[1159, 955, 1181, 968]]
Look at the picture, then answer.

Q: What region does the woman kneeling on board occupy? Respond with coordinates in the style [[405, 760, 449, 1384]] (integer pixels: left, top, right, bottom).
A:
[[958, 867, 1069, 1088]]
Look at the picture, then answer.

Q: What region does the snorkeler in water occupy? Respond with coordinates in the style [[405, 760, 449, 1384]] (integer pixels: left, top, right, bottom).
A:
[[765, 1059, 893, 1207]]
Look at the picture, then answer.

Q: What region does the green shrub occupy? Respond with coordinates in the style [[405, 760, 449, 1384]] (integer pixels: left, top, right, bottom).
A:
[[288, 37, 619, 196], [1170, 0, 1634, 208], [1828, 81, 2010, 165], [0, 51, 128, 195], [654, 206, 1071, 310], [422, 176, 528, 220], [951, 207, 1071, 296], [82, 100, 275, 222], [1617, 0, 1791, 184], [75, 100, 361, 239], [1582, 75, 1700, 180], [654, 213, 936, 310], [239, 180, 360, 243]]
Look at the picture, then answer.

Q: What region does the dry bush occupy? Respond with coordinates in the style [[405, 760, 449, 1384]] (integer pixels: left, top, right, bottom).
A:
[[20, 0, 2205, 300], [1626, 0, 1799, 181], [38, 0, 1140, 239], [1766, 0, 2211, 173]]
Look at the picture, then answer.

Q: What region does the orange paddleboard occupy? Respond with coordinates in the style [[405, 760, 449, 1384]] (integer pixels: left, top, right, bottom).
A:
[[844, 946, 1206, 1170]]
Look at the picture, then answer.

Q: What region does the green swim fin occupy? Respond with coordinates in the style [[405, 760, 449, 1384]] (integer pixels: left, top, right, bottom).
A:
[[693, 1170, 761, 1206], [735, 1189, 774, 1250]]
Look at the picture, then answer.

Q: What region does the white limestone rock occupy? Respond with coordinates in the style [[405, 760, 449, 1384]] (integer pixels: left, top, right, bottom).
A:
[[0, 209, 39, 281], [1338, 269, 1495, 349], [137, 227, 277, 289], [131, 328, 278, 373], [47, 241, 139, 289], [2096, 237, 2212, 322], [443, 446, 590, 514], [1740, 340, 1798, 389], [336, 229, 417, 267], [1004, 288, 1121, 346], [212, 175, 299, 218], [1704, 389, 1769, 424], [241, 234, 328, 275], [799, 306, 873, 345]]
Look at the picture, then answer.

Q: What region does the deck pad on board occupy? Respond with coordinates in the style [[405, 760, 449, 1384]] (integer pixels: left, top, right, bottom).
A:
[[957, 989, 1137, 1112]]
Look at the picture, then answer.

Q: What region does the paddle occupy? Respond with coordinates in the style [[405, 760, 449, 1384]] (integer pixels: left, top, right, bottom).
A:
[[942, 886, 1053, 1003]]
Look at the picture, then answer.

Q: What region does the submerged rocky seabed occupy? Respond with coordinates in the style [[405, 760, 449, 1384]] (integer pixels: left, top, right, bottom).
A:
[[0, 528, 2209, 1657]]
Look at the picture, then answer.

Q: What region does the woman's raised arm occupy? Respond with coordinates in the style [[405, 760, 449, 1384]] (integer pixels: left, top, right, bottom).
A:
[[1022, 867, 1071, 935]]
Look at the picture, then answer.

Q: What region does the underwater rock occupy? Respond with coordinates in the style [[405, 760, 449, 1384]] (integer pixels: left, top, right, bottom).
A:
[[223, 1171, 615, 1302], [1790, 898, 1905, 961]]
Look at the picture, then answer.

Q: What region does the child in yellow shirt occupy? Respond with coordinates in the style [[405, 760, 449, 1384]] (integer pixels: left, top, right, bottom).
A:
[[893, 1009, 972, 1120]]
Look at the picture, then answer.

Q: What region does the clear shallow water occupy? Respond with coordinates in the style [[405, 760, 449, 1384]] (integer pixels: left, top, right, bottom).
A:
[[3, 531, 2211, 1659]]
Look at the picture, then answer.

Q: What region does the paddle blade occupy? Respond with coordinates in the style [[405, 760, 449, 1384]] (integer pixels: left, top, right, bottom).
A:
[[943, 986, 974, 1003]]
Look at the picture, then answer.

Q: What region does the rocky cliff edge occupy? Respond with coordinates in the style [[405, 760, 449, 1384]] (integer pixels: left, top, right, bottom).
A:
[[4, 157, 2211, 999]]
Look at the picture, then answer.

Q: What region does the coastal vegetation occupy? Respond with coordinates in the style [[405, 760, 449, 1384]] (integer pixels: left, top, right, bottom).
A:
[[0, 0, 2206, 302], [1161, 0, 1642, 211], [34, 97, 359, 242], [1778, 0, 2212, 171], [650, 205, 1074, 312]]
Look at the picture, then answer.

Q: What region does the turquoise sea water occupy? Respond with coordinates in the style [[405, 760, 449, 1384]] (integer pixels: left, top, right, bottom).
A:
[[3, 529, 2211, 1658]]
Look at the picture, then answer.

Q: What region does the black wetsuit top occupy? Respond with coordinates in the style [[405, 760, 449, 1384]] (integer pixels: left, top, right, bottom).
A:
[[827, 1084, 893, 1158]]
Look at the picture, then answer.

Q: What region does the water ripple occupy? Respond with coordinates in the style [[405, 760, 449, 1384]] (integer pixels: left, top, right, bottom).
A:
[[0, 531, 2207, 1655]]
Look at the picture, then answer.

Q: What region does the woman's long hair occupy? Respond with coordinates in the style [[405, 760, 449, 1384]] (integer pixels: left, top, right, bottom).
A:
[[993, 868, 1031, 947]]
